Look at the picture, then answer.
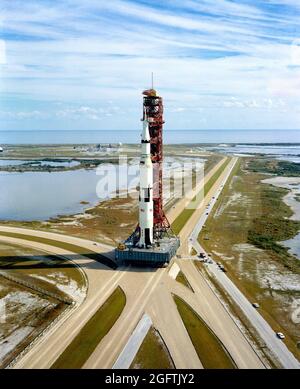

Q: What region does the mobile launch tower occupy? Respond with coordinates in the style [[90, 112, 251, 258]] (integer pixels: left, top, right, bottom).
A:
[[116, 88, 180, 266]]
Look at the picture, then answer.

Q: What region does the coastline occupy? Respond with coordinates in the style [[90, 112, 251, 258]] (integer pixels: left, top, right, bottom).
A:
[[262, 176, 300, 259]]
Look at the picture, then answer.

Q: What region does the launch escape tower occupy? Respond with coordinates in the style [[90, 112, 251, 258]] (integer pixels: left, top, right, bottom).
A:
[[115, 88, 180, 266]]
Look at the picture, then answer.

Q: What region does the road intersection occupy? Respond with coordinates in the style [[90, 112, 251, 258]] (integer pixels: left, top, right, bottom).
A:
[[0, 156, 298, 369]]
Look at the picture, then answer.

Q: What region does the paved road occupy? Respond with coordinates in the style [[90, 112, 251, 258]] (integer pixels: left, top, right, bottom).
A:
[[204, 260, 300, 369], [112, 313, 152, 369], [189, 157, 237, 252], [171, 260, 264, 369], [167, 157, 227, 225], [83, 267, 168, 369], [178, 157, 235, 255], [189, 159, 300, 369], [0, 233, 126, 368], [0, 156, 268, 369], [0, 226, 115, 260]]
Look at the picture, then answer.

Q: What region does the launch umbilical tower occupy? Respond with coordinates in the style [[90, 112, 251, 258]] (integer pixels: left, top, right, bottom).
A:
[[116, 87, 180, 266], [142, 89, 171, 240]]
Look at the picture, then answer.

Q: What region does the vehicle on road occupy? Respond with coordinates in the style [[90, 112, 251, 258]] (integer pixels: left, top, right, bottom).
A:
[[276, 332, 285, 340], [252, 303, 260, 309]]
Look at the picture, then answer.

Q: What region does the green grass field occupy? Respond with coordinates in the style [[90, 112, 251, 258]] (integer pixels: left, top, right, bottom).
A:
[[172, 158, 230, 235], [198, 157, 300, 361], [51, 286, 126, 369], [247, 184, 300, 271], [247, 159, 300, 177], [173, 295, 236, 369], [130, 327, 174, 369], [175, 271, 194, 292]]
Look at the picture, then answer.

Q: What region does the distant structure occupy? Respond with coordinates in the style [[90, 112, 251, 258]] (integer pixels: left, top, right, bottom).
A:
[[116, 87, 180, 266], [0, 147, 3, 153]]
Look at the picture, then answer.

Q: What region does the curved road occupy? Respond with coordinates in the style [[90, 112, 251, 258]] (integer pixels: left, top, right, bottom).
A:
[[0, 156, 269, 369]]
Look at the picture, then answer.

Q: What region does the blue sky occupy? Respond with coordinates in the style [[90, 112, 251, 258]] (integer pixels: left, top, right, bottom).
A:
[[1, 0, 300, 131]]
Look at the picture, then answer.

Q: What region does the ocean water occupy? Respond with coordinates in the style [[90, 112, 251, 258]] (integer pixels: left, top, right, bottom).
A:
[[0, 129, 300, 145]]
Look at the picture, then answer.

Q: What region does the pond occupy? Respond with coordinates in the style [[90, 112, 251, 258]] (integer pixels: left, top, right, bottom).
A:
[[0, 165, 137, 221], [0, 159, 80, 168], [0, 156, 203, 222]]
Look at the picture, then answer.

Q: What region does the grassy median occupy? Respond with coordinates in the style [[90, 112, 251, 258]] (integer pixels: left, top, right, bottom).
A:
[[51, 286, 126, 369], [130, 327, 174, 369], [176, 271, 194, 292], [171, 158, 230, 235], [173, 295, 236, 369]]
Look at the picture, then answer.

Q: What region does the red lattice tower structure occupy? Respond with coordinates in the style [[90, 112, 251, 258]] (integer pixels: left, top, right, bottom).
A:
[[143, 89, 171, 238]]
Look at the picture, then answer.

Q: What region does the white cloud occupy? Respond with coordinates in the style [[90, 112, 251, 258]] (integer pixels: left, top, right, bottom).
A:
[[0, 40, 7, 64], [223, 97, 287, 109], [0, 110, 46, 119], [1, 0, 300, 130], [56, 105, 121, 120]]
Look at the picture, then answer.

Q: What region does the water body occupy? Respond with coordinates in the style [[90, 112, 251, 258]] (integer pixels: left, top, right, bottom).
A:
[[0, 156, 201, 221], [0, 159, 79, 168], [1, 129, 300, 145], [262, 177, 300, 260], [0, 160, 27, 166], [206, 144, 300, 163], [0, 170, 102, 221], [0, 163, 140, 221]]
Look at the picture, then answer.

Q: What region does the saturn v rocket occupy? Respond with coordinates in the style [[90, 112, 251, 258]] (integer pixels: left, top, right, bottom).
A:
[[115, 87, 180, 265], [137, 87, 171, 248], [138, 115, 154, 248]]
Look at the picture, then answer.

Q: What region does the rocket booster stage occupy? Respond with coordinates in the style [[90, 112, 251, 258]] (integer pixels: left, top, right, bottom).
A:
[[138, 116, 154, 248], [115, 87, 180, 266]]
